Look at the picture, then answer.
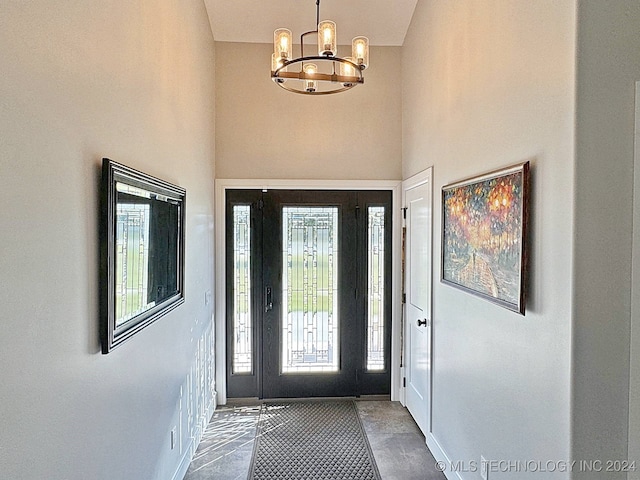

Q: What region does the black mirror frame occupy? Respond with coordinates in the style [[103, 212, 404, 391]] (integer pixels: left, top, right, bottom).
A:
[[100, 158, 186, 353]]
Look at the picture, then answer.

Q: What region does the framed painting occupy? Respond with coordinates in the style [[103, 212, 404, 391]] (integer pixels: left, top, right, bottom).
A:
[[441, 161, 530, 314]]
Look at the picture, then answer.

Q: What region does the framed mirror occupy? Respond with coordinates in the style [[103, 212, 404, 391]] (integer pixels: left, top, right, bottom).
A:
[[100, 158, 186, 353]]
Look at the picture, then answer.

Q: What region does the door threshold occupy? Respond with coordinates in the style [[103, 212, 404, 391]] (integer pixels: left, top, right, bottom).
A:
[[227, 394, 391, 405], [224, 397, 260, 406]]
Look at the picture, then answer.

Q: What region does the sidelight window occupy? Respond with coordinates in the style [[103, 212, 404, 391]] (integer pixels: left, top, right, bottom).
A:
[[366, 206, 385, 371], [232, 205, 252, 374]]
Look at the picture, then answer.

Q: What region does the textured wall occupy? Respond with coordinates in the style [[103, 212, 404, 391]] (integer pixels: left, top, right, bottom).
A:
[[0, 1, 216, 479]]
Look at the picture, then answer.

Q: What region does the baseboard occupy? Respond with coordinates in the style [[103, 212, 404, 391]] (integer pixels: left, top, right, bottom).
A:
[[173, 446, 192, 480], [172, 394, 217, 480], [426, 432, 464, 480]]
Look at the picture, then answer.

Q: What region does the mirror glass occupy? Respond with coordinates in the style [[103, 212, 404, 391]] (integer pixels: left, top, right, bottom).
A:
[[115, 182, 181, 327]]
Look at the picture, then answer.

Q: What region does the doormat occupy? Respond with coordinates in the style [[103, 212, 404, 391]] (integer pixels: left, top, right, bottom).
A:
[[247, 400, 381, 480]]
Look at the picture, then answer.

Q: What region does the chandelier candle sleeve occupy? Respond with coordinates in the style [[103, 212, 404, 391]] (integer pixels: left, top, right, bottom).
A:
[[340, 57, 357, 86], [304, 64, 317, 92], [318, 20, 336, 56], [352, 36, 369, 69], [271, 54, 286, 83], [274, 28, 292, 61]]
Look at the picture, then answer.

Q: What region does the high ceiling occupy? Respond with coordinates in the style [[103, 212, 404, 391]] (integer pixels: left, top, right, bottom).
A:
[[203, 0, 419, 46]]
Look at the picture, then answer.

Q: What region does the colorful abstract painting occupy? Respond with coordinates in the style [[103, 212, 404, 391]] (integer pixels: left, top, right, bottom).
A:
[[442, 162, 529, 314]]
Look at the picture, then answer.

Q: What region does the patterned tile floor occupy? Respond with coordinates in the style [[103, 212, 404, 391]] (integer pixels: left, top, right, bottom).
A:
[[184, 400, 446, 480]]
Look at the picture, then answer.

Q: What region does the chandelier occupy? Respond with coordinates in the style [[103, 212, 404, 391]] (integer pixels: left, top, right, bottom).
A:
[[271, 0, 369, 95]]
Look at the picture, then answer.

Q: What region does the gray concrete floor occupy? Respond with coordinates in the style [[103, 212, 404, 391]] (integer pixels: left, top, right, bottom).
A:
[[184, 400, 446, 480]]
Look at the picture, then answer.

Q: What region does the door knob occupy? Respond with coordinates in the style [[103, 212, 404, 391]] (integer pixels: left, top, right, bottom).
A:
[[417, 319, 427, 327]]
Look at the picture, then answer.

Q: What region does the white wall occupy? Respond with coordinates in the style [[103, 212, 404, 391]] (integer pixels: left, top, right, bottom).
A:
[[402, 1, 575, 478], [0, 1, 216, 479], [574, 2, 640, 478], [215, 42, 402, 180]]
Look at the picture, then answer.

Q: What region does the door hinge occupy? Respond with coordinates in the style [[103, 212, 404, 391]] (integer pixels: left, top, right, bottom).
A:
[[355, 205, 360, 217], [402, 207, 407, 219], [257, 199, 264, 210], [403, 377, 406, 388], [402, 293, 406, 304]]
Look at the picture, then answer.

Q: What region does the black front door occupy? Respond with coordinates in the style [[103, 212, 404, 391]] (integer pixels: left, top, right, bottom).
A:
[[226, 189, 391, 399]]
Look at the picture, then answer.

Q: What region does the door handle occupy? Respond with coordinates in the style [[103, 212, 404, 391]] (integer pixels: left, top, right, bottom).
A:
[[417, 318, 428, 327], [265, 286, 273, 312]]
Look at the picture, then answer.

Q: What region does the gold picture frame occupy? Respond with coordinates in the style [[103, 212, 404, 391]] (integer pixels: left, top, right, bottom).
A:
[[441, 161, 530, 314]]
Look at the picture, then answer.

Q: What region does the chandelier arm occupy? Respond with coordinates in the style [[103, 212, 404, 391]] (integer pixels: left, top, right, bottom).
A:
[[316, 0, 320, 27], [300, 30, 317, 59]]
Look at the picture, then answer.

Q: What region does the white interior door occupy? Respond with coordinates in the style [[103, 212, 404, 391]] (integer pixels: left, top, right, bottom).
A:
[[403, 168, 433, 436]]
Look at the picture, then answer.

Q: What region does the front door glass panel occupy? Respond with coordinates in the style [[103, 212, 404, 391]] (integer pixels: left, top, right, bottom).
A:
[[281, 206, 339, 373]]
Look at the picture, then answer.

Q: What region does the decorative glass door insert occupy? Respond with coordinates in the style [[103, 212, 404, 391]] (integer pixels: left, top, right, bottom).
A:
[[366, 206, 385, 371], [281, 207, 339, 373], [232, 205, 252, 374]]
